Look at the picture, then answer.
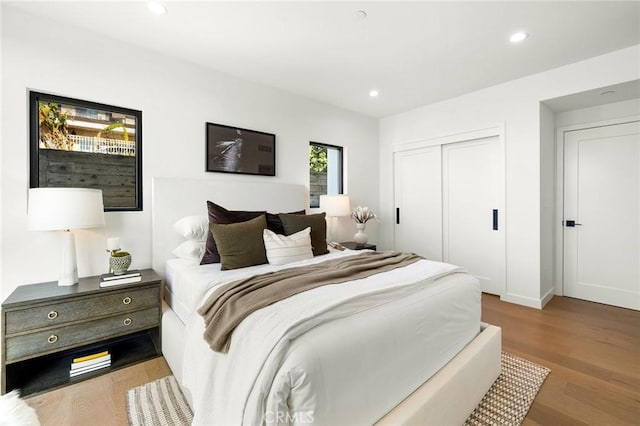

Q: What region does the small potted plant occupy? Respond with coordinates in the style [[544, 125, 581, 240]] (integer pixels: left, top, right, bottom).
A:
[[110, 250, 132, 275]]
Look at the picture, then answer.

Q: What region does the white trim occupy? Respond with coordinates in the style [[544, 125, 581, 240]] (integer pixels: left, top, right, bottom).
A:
[[391, 124, 506, 298], [392, 125, 504, 153], [554, 114, 640, 297], [501, 292, 546, 309], [540, 288, 555, 308]]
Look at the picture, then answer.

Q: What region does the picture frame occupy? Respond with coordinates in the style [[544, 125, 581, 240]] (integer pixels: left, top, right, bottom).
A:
[[29, 91, 143, 211], [206, 122, 275, 176]]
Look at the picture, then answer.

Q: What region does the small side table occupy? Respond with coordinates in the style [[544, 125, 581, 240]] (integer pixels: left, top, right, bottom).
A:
[[341, 242, 377, 251]]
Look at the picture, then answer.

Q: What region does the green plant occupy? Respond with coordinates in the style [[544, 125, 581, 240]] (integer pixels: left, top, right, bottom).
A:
[[98, 122, 129, 141], [38, 101, 71, 150], [112, 251, 130, 257], [309, 145, 327, 173]]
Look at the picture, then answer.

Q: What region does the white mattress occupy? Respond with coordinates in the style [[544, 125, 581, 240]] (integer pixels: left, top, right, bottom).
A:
[[169, 251, 481, 425]]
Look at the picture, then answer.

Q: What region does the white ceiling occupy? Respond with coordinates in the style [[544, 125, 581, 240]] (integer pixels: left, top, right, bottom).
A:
[[5, 1, 640, 118]]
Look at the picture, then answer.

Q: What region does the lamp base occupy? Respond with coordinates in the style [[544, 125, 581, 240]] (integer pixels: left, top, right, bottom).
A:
[[58, 230, 78, 286]]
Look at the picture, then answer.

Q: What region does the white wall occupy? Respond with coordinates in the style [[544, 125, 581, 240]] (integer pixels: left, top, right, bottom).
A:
[[0, 7, 379, 300], [380, 45, 640, 308], [554, 98, 640, 127], [539, 103, 555, 304]]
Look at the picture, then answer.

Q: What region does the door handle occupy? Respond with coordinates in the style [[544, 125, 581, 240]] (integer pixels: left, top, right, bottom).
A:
[[492, 209, 498, 231], [396, 208, 400, 225], [565, 220, 583, 227]]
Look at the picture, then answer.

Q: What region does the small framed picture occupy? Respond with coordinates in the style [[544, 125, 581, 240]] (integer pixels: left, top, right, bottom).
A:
[[206, 122, 275, 176]]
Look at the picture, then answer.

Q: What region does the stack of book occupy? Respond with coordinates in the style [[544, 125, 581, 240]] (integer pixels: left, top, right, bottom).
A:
[[100, 270, 141, 288], [69, 350, 111, 378]]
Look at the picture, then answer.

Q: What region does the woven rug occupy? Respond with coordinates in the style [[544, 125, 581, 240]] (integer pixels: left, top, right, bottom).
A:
[[128, 352, 549, 426]]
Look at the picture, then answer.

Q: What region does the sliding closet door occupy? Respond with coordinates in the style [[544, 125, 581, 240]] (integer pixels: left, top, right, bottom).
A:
[[393, 146, 442, 260], [442, 136, 504, 295]]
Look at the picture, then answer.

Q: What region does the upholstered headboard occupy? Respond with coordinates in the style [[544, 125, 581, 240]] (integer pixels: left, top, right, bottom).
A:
[[152, 177, 308, 277]]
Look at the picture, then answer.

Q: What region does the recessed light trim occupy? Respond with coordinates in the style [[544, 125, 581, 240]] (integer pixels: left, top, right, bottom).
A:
[[509, 32, 528, 43], [369, 90, 379, 98], [147, 1, 167, 15], [355, 10, 367, 20], [600, 90, 615, 96]]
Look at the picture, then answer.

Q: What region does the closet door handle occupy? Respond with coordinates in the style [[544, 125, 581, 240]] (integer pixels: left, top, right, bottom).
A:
[[492, 209, 498, 231], [396, 208, 400, 225]]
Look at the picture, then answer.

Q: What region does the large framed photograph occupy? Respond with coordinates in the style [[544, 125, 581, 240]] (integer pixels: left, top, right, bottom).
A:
[[30, 91, 143, 211], [206, 122, 275, 176]]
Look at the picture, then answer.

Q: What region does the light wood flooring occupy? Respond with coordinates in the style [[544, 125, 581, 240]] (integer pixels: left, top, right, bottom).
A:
[[26, 294, 639, 425]]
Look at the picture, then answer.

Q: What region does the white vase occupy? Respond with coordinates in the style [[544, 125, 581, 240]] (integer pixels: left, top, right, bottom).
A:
[[353, 223, 368, 245]]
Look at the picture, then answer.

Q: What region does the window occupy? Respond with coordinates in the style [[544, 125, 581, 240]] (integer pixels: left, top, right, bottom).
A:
[[309, 142, 343, 208]]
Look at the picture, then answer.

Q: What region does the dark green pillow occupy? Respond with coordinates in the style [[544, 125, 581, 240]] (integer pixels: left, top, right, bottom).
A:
[[209, 215, 268, 270], [279, 212, 328, 256]]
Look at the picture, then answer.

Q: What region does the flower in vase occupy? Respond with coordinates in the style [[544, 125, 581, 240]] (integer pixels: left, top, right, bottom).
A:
[[351, 206, 377, 224]]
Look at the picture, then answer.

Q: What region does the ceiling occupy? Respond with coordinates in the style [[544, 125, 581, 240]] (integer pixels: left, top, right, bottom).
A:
[[543, 80, 640, 112], [5, 1, 640, 118]]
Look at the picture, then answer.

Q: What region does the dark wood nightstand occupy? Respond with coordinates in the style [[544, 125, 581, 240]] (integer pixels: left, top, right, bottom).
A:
[[341, 242, 377, 251], [1, 269, 162, 396]]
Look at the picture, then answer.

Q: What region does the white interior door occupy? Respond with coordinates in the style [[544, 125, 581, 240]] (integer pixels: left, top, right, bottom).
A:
[[563, 121, 640, 310], [442, 136, 504, 295], [393, 147, 442, 260]]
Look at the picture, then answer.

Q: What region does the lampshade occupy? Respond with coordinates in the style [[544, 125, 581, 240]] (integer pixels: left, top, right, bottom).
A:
[[28, 188, 105, 231], [320, 194, 351, 217]]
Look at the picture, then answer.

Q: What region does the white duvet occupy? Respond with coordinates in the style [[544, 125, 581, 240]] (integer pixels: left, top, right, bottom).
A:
[[182, 250, 480, 425]]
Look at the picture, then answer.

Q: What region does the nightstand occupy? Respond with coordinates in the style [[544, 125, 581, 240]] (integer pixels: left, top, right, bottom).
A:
[[341, 242, 377, 251], [1, 269, 162, 396]]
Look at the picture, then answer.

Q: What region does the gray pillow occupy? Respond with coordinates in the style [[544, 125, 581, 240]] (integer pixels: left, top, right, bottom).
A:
[[209, 215, 268, 270], [279, 212, 328, 256]]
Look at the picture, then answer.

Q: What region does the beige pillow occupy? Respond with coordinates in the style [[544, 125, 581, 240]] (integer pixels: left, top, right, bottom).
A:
[[263, 228, 313, 265], [209, 215, 268, 270]]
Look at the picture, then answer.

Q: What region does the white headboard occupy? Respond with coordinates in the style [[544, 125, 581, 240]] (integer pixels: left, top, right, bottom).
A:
[[152, 177, 308, 277]]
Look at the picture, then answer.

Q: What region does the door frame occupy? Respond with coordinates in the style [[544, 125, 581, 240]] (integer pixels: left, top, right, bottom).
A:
[[554, 115, 640, 296], [392, 124, 506, 297]]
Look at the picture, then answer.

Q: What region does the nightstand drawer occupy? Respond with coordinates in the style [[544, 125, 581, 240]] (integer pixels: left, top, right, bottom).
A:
[[5, 306, 160, 362], [4, 286, 160, 335]]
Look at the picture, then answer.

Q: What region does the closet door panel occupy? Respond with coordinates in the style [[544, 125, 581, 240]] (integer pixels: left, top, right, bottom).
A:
[[393, 147, 442, 260], [442, 136, 503, 295]]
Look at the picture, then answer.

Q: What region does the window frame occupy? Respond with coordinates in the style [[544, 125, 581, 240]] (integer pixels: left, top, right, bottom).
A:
[[309, 141, 344, 208]]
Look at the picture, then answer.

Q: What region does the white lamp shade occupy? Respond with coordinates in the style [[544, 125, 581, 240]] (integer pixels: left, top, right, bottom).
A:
[[28, 188, 105, 231], [320, 194, 351, 217]]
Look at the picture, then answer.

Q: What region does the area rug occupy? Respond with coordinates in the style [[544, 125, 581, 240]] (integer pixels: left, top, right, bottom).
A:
[[127, 352, 549, 426]]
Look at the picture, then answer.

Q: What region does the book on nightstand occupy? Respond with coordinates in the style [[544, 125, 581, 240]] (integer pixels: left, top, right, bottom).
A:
[[100, 270, 142, 287]]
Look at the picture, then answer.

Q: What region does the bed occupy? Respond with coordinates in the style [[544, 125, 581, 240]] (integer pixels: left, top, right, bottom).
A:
[[152, 177, 501, 425]]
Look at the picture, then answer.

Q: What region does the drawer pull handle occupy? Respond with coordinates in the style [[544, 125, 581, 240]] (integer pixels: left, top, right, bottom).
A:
[[47, 311, 58, 320], [123, 297, 132, 305], [123, 318, 132, 326], [47, 335, 58, 344]]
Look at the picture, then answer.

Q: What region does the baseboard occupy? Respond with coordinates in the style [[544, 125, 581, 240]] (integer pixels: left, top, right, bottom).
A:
[[540, 289, 555, 308], [501, 293, 545, 309]]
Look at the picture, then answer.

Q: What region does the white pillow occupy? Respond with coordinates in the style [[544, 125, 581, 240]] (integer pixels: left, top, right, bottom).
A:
[[263, 227, 313, 266], [173, 215, 209, 241], [172, 240, 206, 261]]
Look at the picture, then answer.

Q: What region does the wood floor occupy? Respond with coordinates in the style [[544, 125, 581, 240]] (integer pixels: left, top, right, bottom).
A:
[[25, 294, 639, 425]]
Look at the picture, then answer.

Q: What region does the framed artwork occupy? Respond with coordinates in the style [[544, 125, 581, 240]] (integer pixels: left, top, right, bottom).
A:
[[30, 91, 143, 211], [206, 122, 275, 176]]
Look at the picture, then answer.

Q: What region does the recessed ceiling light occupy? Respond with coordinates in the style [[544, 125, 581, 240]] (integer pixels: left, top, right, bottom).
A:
[[147, 1, 167, 15], [369, 89, 379, 98], [600, 90, 615, 96], [509, 32, 528, 43], [355, 10, 367, 20]]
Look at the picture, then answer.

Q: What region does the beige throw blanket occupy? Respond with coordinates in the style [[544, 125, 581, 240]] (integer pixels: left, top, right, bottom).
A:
[[198, 251, 422, 352]]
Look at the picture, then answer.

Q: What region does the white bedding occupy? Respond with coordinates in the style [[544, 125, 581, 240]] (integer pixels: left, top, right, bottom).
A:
[[176, 250, 480, 425]]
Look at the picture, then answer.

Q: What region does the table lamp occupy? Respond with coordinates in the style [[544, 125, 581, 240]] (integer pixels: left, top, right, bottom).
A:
[[320, 194, 350, 242], [28, 188, 105, 286]]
